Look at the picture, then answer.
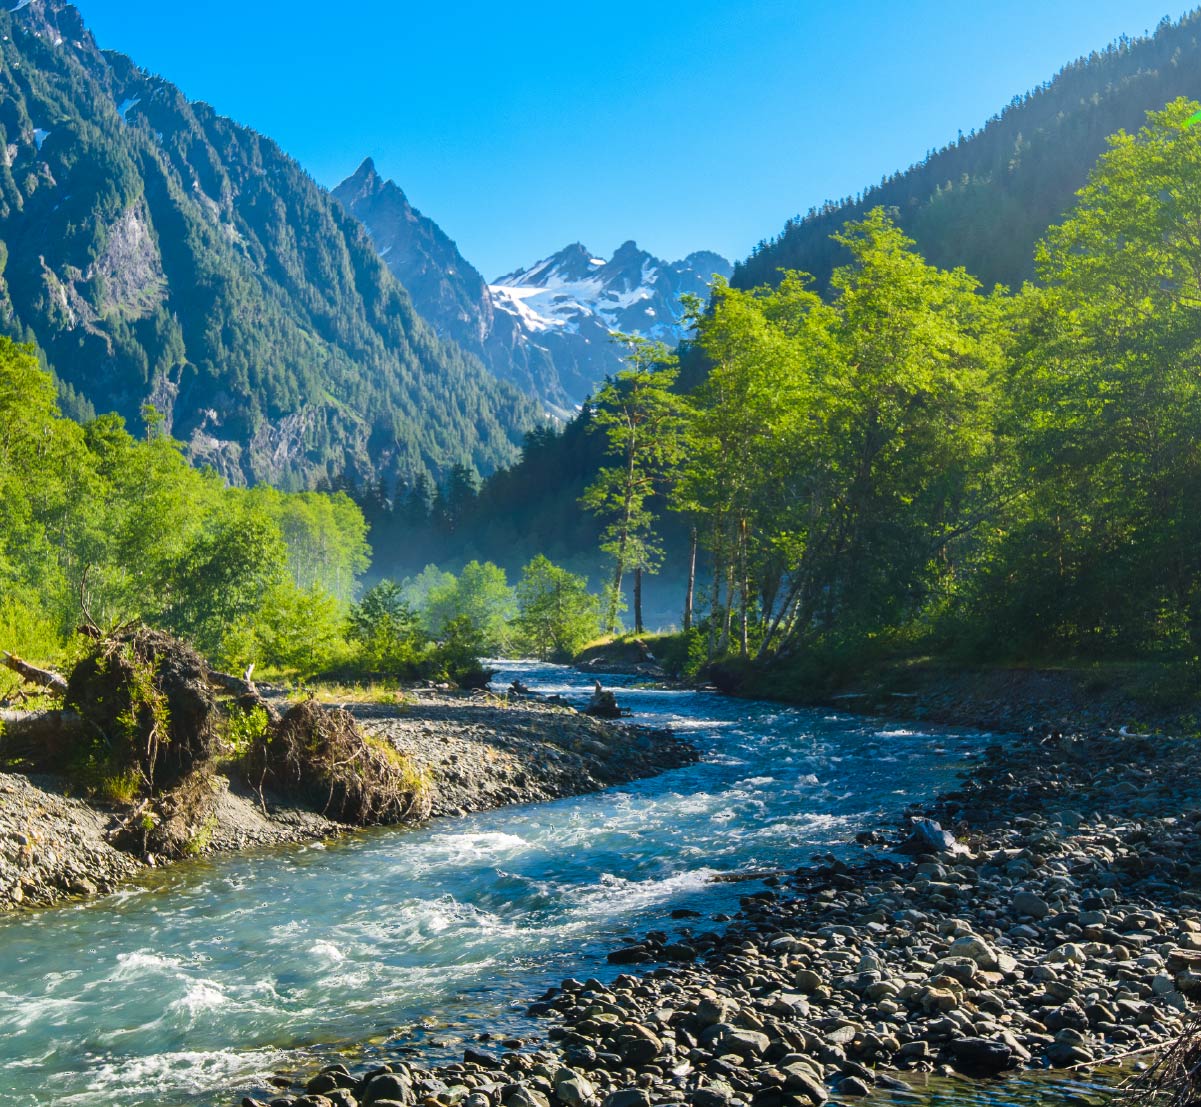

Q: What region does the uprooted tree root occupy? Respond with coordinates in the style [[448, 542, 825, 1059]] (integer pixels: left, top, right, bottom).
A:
[[1118, 1014, 1201, 1106], [246, 699, 431, 826], [66, 626, 218, 793], [2, 624, 432, 843], [107, 768, 220, 861]]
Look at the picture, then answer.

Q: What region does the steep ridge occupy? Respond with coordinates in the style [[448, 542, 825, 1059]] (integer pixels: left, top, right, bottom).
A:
[[0, 1, 537, 489], [737, 11, 1201, 293], [335, 159, 730, 414]]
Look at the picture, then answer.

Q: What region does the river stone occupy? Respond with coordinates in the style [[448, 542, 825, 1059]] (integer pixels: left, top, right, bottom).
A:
[[602, 1091, 650, 1107], [696, 996, 738, 1027], [1013, 891, 1050, 919], [836, 1076, 870, 1097], [896, 818, 956, 855], [703, 1025, 771, 1058], [616, 1025, 662, 1065], [948, 935, 1000, 970], [793, 969, 823, 993], [504, 1088, 549, 1107], [949, 1037, 1014, 1075], [687, 1084, 734, 1107], [554, 1069, 595, 1107], [781, 1064, 828, 1105], [363, 1074, 414, 1106]]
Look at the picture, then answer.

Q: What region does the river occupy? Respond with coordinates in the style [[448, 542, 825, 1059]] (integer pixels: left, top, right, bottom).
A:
[[0, 663, 1121, 1106]]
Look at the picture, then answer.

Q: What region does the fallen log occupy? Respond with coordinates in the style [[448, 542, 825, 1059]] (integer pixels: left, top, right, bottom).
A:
[[208, 668, 259, 697], [1, 651, 68, 697], [0, 708, 88, 770]]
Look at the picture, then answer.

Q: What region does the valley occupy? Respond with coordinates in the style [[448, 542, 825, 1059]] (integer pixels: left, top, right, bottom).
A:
[[4, 3, 1201, 1107]]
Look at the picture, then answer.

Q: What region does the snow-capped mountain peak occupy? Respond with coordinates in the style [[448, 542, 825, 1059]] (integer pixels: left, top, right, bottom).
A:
[[336, 160, 729, 415], [490, 240, 730, 347]]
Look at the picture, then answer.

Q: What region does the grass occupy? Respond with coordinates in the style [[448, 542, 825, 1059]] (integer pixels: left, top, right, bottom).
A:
[[287, 682, 412, 708], [96, 769, 142, 806], [363, 734, 431, 798]]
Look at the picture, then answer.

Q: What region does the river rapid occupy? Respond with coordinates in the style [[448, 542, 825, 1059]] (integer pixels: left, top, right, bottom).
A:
[[0, 664, 1120, 1106]]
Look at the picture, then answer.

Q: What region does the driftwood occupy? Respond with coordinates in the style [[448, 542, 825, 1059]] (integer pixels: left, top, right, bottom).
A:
[[1, 651, 68, 697], [208, 668, 259, 697]]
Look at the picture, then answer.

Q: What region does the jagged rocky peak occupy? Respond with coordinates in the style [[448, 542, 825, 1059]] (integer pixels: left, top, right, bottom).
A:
[[336, 160, 730, 413], [498, 242, 599, 287], [332, 156, 494, 350], [9, 0, 89, 43]]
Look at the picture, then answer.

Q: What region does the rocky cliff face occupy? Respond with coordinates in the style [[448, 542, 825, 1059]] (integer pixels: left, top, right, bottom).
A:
[[0, 1, 537, 489], [335, 161, 731, 416]]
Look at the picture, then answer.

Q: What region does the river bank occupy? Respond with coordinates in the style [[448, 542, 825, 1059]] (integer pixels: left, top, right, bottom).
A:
[[227, 704, 1201, 1107], [0, 688, 696, 911]]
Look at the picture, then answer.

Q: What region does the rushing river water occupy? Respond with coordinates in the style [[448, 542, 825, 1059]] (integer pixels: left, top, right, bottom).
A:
[[0, 664, 1122, 1107]]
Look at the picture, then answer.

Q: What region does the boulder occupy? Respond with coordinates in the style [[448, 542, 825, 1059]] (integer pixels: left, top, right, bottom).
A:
[[949, 1036, 1015, 1075]]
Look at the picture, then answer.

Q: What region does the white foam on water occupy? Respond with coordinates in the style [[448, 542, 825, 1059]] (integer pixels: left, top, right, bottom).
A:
[[309, 939, 344, 963], [66, 1046, 291, 1102], [108, 950, 184, 981], [165, 981, 226, 1025], [568, 868, 717, 919], [0, 990, 83, 1030]]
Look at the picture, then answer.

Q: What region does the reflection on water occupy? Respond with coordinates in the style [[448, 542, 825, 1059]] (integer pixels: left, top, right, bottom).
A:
[[0, 663, 1121, 1106]]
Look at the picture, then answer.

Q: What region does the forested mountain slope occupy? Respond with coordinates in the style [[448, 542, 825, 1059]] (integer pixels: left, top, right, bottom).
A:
[[736, 11, 1201, 293], [0, 1, 537, 490]]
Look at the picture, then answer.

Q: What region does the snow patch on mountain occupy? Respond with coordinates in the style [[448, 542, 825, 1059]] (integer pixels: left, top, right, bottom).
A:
[[489, 240, 730, 347]]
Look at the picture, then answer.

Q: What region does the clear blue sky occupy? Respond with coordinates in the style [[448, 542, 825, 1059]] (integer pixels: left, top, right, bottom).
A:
[[74, 0, 1189, 278]]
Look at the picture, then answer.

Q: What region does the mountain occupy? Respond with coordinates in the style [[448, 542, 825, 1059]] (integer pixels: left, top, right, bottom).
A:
[[334, 159, 730, 415], [490, 241, 731, 410], [736, 12, 1201, 294], [0, 1, 538, 490]]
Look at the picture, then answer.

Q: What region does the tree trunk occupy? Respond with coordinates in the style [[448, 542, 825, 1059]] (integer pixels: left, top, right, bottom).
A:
[[708, 541, 722, 661], [0, 709, 88, 770], [1, 651, 68, 697], [606, 560, 625, 635], [683, 527, 697, 632], [738, 517, 750, 658], [719, 558, 735, 654], [634, 567, 644, 635]]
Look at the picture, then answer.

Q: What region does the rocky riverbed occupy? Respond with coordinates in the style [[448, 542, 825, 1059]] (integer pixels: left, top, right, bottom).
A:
[[0, 689, 695, 911], [231, 724, 1201, 1107]]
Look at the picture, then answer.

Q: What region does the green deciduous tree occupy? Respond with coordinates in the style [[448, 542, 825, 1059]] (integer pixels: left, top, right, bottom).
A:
[[680, 209, 1006, 662], [514, 555, 602, 662], [422, 560, 516, 654], [582, 336, 687, 635], [974, 99, 1201, 656], [348, 580, 427, 673]]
